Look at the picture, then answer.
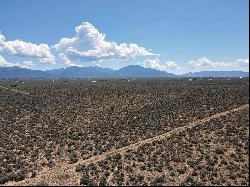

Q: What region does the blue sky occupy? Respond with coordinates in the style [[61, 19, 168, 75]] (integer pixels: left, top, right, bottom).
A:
[[0, 0, 249, 74]]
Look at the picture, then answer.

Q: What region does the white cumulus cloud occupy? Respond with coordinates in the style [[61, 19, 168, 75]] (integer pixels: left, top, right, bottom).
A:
[[188, 57, 249, 71], [0, 33, 55, 64], [0, 55, 35, 68], [234, 58, 249, 67], [144, 58, 182, 71], [58, 53, 83, 67], [53, 22, 157, 63], [22, 60, 33, 67], [0, 55, 17, 67]]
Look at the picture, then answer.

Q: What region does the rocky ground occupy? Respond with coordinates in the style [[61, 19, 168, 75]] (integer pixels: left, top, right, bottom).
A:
[[0, 78, 249, 186]]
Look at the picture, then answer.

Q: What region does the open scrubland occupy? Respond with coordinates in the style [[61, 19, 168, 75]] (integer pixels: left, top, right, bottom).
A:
[[0, 78, 249, 186]]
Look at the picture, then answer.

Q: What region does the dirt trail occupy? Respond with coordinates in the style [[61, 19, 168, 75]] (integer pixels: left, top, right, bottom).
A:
[[0, 86, 30, 95], [75, 104, 249, 165], [5, 104, 249, 186]]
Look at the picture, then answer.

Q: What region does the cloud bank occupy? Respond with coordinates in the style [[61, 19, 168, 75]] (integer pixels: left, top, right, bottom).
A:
[[0, 22, 248, 73], [0, 55, 17, 67], [189, 57, 249, 71], [0, 55, 34, 68]]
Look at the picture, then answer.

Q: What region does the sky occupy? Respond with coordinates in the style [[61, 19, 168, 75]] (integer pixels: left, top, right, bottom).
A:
[[0, 0, 249, 74]]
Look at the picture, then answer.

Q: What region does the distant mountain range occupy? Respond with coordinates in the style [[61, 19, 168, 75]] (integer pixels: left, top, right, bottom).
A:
[[0, 65, 248, 79], [182, 71, 249, 78]]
